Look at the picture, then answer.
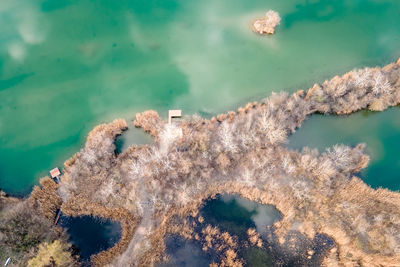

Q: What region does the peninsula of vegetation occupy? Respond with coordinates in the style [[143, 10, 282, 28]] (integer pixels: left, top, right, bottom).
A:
[[1, 58, 400, 266]]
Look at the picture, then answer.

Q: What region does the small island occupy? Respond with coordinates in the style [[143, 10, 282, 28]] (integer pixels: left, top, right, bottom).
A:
[[251, 10, 281, 35]]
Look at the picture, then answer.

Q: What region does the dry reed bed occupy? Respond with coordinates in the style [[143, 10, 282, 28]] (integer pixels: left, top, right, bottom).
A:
[[55, 58, 400, 266], [0, 179, 79, 266], [61, 197, 138, 267]]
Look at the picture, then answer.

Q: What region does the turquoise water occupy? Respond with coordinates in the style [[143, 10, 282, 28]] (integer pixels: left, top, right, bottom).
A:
[[288, 108, 400, 191], [115, 127, 153, 154], [1, 0, 400, 194]]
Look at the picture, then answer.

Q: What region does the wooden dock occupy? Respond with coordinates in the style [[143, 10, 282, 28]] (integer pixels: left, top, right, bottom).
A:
[[50, 167, 61, 184], [168, 110, 182, 124]]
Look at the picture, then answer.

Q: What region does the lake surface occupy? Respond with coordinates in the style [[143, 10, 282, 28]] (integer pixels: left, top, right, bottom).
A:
[[288, 108, 400, 191], [1, 0, 400, 194]]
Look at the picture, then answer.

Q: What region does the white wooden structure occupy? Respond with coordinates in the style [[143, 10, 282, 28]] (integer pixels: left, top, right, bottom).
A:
[[50, 167, 61, 184], [50, 167, 61, 178], [168, 110, 182, 124]]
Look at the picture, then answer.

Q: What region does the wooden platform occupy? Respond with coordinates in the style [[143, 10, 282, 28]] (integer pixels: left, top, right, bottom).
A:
[[168, 109, 182, 124]]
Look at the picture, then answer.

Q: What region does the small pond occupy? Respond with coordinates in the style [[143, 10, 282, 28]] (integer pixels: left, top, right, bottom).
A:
[[162, 194, 334, 266], [58, 215, 122, 266], [115, 126, 153, 154]]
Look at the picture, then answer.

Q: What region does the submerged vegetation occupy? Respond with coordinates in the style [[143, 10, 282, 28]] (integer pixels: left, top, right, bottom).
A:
[[51, 59, 400, 266]]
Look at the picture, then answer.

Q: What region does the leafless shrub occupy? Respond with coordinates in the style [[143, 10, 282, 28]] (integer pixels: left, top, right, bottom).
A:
[[50, 58, 400, 266]]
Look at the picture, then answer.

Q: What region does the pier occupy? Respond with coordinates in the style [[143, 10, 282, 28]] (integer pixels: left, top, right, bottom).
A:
[[168, 109, 182, 124], [50, 167, 61, 184]]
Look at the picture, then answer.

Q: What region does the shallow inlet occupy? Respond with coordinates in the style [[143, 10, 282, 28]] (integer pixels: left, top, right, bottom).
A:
[[114, 126, 153, 154], [287, 107, 400, 191], [58, 215, 122, 266]]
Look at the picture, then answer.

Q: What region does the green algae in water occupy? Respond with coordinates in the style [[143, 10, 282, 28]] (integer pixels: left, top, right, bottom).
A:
[[1, 0, 400, 194], [287, 107, 400, 191]]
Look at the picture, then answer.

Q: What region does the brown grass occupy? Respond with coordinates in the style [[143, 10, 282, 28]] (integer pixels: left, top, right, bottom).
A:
[[29, 177, 62, 220], [61, 197, 138, 267], [48, 57, 400, 266]]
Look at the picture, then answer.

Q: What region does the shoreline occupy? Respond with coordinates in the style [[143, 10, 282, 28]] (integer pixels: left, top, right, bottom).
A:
[[2, 57, 400, 266], [61, 57, 400, 265]]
